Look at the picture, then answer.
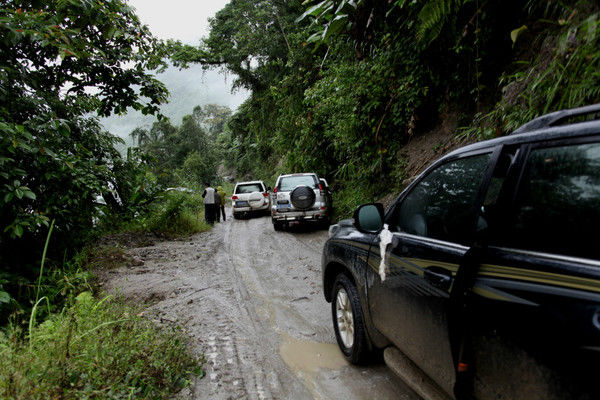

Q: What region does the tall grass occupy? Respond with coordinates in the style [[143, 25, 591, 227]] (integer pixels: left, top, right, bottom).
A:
[[457, 10, 600, 141], [136, 191, 210, 237], [1, 293, 202, 399], [1, 199, 204, 400]]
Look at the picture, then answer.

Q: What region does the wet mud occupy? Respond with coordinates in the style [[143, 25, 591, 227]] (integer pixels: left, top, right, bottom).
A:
[[99, 211, 420, 400]]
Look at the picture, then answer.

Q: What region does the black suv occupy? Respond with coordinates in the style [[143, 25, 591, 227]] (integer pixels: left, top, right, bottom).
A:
[[322, 104, 600, 400]]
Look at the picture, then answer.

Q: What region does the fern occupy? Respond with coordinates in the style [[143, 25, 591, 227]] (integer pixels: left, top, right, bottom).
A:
[[416, 0, 472, 44], [457, 10, 600, 141]]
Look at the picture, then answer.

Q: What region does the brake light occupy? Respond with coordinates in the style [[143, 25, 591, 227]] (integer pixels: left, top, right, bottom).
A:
[[318, 183, 324, 190], [263, 192, 268, 197], [273, 187, 278, 193], [232, 195, 238, 200]]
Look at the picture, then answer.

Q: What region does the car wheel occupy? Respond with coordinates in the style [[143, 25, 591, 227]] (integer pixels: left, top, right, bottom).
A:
[[233, 213, 240, 220], [331, 274, 370, 364], [273, 221, 283, 231], [290, 185, 316, 209]]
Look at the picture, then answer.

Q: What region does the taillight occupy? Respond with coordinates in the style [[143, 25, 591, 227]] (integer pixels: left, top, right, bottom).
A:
[[273, 187, 278, 193], [232, 195, 238, 200], [318, 183, 324, 190], [263, 192, 269, 197]]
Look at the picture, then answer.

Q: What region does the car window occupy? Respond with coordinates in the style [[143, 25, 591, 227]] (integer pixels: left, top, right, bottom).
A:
[[278, 176, 318, 191], [390, 153, 492, 243], [235, 183, 263, 194], [497, 141, 600, 260]]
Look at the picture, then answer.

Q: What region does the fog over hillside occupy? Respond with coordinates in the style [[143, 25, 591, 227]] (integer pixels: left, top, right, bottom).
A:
[[100, 64, 249, 145]]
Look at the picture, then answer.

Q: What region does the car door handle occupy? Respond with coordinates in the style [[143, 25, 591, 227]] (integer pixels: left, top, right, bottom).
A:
[[424, 267, 453, 291]]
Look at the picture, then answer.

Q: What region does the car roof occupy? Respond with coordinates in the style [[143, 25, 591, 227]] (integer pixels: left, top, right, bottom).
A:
[[235, 180, 265, 186], [278, 173, 317, 178], [444, 118, 600, 161]]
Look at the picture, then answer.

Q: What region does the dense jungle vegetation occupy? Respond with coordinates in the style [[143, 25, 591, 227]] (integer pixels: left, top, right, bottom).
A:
[[168, 0, 600, 214], [1, 0, 599, 397]]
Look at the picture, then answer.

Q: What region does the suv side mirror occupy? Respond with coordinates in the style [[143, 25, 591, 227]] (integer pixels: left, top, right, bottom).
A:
[[353, 203, 384, 233]]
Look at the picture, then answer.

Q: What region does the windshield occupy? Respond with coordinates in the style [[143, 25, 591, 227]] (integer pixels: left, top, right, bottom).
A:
[[278, 175, 318, 191], [235, 183, 264, 194]]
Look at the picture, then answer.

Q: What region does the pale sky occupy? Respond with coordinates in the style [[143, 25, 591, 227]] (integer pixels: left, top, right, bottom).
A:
[[127, 0, 229, 44], [102, 0, 249, 141]]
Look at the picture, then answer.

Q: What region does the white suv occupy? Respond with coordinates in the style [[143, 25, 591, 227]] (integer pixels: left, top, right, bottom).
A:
[[231, 180, 271, 219], [271, 173, 331, 230]]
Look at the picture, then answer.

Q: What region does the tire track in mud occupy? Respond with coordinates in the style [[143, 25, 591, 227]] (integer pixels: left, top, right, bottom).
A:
[[100, 212, 419, 400]]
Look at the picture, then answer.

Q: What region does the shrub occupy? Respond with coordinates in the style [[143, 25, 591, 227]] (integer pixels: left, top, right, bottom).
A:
[[143, 191, 210, 237], [0, 292, 202, 399]]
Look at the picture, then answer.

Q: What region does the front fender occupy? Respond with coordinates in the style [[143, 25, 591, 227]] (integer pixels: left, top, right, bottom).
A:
[[322, 236, 390, 349]]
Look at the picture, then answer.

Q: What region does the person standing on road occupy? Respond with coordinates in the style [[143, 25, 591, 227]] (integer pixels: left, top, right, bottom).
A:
[[214, 189, 222, 223], [202, 182, 216, 224], [217, 185, 227, 222]]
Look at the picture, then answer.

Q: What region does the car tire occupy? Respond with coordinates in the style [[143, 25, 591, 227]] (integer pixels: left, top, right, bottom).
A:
[[233, 212, 240, 220], [331, 274, 370, 364], [290, 185, 316, 209], [273, 221, 284, 231]]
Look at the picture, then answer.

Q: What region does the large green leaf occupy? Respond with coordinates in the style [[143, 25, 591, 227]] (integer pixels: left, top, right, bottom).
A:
[[296, 0, 334, 23], [0, 290, 11, 304], [323, 14, 348, 39]]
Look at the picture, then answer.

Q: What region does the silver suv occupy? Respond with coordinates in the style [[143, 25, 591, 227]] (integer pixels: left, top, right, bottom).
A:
[[231, 180, 271, 219], [271, 173, 331, 230]]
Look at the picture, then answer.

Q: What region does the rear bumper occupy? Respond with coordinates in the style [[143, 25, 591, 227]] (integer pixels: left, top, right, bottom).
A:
[[232, 203, 270, 213], [271, 208, 328, 222]]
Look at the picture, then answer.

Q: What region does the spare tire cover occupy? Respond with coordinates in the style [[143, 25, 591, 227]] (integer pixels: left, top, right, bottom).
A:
[[290, 185, 316, 210], [248, 191, 264, 208]]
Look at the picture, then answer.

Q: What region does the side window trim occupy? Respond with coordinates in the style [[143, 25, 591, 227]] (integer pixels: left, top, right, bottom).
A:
[[477, 144, 529, 237], [470, 145, 503, 230]]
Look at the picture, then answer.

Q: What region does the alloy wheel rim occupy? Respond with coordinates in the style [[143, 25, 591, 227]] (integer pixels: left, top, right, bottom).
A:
[[335, 288, 354, 349]]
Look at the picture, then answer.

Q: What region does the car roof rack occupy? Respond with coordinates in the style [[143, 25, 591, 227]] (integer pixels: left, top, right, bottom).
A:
[[511, 103, 600, 135]]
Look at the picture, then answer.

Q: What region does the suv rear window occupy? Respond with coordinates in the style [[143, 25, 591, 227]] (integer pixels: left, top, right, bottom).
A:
[[235, 183, 263, 194], [278, 175, 318, 191], [499, 141, 600, 260]]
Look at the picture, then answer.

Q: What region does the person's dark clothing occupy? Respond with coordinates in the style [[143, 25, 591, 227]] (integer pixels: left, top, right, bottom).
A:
[[202, 186, 216, 224], [219, 204, 226, 221], [214, 192, 222, 222]]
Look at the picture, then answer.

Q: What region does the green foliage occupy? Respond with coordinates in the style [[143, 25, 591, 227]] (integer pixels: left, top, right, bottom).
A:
[[332, 182, 380, 219], [0, 293, 202, 399], [145, 192, 209, 237], [296, 0, 352, 42], [193, 0, 303, 91], [172, 0, 598, 223], [130, 104, 230, 188], [300, 35, 426, 182], [105, 148, 163, 221], [122, 191, 211, 238], [458, 8, 600, 140], [416, 0, 473, 44], [178, 152, 213, 186], [0, 0, 170, 316]]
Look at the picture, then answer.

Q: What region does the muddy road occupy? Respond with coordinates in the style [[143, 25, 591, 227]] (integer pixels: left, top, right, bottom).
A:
[[101, 212, 420, 400]]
